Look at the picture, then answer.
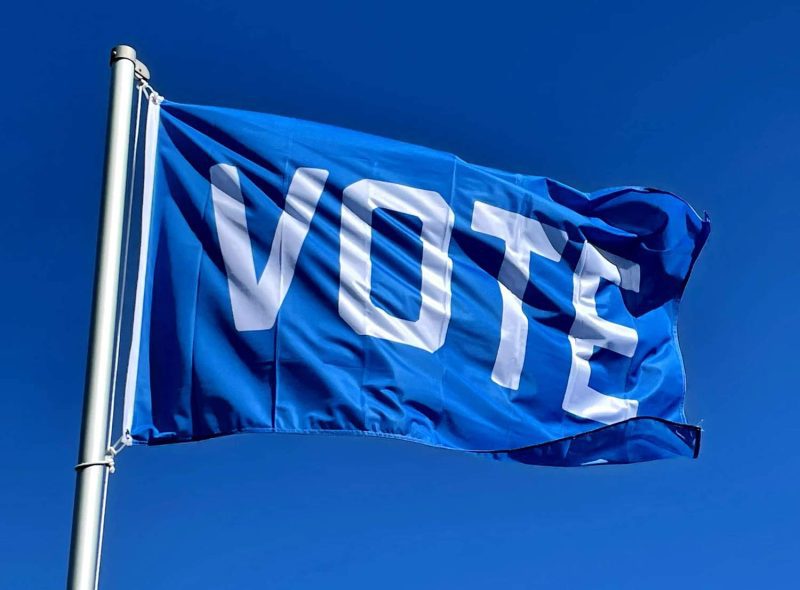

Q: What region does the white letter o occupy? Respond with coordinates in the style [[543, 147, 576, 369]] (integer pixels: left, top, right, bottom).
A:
[[338, 179, 454, 352]]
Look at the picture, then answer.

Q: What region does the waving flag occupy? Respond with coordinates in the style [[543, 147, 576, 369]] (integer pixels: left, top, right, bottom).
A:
[[122, 94, 709, 466]]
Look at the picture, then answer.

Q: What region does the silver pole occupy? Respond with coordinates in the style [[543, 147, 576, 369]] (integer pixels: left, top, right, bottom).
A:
[[67, 45, 138, 590]]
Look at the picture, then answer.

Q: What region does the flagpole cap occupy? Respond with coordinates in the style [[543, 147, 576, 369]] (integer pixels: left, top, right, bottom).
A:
[[109, 45, 150, 82], [110, 45, 136, 63]]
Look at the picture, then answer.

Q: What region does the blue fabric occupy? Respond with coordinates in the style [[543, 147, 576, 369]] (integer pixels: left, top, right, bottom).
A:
[[126, 99, 710, 466]]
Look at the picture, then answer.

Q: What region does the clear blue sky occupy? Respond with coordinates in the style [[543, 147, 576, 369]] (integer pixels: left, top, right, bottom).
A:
[[2, 1, 797, 588]]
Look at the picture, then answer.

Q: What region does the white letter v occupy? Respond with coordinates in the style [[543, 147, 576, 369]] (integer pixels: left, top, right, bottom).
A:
[[210, 163, 329, 331]]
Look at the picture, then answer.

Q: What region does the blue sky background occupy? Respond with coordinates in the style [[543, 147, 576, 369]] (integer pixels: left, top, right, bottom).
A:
[[1, 1, 798, 588]]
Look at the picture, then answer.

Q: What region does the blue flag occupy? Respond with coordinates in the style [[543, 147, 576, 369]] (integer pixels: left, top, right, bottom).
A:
[[123, 94, 710, 466]]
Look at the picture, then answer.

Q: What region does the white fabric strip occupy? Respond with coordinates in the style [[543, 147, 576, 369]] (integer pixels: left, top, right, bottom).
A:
[[121, 92, 162, 443]]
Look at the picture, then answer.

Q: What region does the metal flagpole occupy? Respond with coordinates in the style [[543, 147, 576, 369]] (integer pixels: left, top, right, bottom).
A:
[[67, 45, 147, 590]]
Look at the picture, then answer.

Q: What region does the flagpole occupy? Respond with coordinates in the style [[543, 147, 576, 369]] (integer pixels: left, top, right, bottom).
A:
[[67, 45, 140, 590]]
